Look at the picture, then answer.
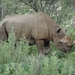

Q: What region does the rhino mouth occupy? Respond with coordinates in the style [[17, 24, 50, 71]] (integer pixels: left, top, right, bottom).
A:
[[60, 48, 71, 53], [64, 50, 70, 53]]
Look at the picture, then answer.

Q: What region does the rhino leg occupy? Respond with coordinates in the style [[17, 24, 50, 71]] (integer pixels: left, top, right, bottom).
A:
[[44, 40, 50, 55], [35, 40, 44, 54]]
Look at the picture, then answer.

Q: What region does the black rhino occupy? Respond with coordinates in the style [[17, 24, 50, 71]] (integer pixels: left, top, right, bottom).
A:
[[0, 12, 75, 54]]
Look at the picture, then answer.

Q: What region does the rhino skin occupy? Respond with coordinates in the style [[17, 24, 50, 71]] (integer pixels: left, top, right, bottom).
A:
[[0, 12, 74, 55]]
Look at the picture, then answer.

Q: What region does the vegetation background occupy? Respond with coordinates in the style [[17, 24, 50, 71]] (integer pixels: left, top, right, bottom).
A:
[[0, 0, 75, 75]]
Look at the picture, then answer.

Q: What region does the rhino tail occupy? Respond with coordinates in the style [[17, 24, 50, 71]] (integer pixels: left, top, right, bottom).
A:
[[0, 20, 8, 40]]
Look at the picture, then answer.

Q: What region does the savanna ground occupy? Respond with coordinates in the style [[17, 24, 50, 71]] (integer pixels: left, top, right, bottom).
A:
[[0, 24, 75, 75]]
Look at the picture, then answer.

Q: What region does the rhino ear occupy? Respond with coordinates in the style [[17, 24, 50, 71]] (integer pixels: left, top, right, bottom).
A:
[[64, 26, 69, 32], [56, 28, 61, 34]]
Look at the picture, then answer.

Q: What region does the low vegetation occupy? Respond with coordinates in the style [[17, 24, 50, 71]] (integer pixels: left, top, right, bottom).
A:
[[0, 27, 75, 75], [0, 0, 75, 74]]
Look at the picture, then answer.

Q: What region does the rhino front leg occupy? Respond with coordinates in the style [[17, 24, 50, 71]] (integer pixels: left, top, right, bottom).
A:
[[44, 40, 50, 55], [35, 40, 44, 54]]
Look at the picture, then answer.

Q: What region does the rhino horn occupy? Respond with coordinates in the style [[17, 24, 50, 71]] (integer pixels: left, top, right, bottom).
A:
[[73, 40, 75, 45]]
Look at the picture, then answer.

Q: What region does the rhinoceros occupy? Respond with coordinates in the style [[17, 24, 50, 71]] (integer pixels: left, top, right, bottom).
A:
[[0, 12, 75, 54]]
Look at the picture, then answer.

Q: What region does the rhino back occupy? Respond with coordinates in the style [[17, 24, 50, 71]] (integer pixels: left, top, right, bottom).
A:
[[4, 12, 49, 40], [2, 12, 63, 41]]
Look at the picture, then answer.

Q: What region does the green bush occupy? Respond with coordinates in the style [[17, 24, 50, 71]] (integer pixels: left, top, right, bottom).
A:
[[0, 29, 38, 64], [0, 54, 75, 75], [0, 26, 75, 75]]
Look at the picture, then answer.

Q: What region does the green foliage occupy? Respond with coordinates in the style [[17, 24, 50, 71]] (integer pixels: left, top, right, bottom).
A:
[[0, 0, 74, 25], [0, 53, 75, 75], [0, 0, 75, 74], [0, 28, 75, 75], [0, 30, 37, 64]]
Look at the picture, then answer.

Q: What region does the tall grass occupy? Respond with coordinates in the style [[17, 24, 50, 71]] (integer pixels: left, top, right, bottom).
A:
[[0, 53, 75, 75], [0, 28, 75, 75]]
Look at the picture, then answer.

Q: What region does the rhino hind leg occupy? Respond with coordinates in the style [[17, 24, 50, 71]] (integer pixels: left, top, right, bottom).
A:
[[44, 40, 50, 55]]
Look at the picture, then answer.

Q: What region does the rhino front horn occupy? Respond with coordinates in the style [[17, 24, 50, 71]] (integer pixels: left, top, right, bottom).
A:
[[73, 40, 75, 45]]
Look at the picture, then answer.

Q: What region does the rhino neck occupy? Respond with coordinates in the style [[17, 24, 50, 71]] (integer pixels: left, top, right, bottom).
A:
[[48, 26, 54, 42]]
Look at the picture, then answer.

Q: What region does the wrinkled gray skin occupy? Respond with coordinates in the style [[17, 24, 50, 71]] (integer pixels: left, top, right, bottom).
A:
[[0, 12, 74, 55]]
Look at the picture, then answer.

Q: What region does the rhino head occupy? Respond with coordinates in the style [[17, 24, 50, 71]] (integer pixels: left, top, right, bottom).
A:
[[53, 28, 75, 53]]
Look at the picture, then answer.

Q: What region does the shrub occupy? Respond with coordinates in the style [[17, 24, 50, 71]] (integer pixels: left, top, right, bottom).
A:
[[0, 54, 75, 75], [0, 26, 75, 75]]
